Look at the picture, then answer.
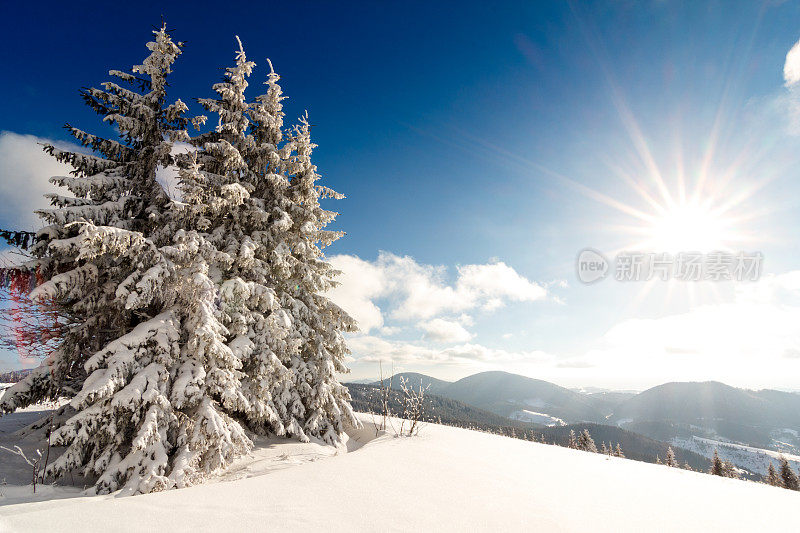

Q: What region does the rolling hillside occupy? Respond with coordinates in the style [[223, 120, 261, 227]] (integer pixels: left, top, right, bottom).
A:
[[346, 383, 712, 472], [611, 381, 800, 451], [371, 371, 605, 423]]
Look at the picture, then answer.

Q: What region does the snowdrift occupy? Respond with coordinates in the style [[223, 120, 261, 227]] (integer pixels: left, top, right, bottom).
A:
[[1, 413, 797, 532]]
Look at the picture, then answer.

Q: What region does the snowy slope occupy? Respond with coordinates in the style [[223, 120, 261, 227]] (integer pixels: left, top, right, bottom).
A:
[[1, 413, 798, 532], [674, 436, 800, 476]]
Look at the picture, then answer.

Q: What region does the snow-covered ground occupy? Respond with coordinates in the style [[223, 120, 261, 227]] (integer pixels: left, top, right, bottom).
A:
[[674, 436, 800, 476], [508, 409, 566, 426], [1, 411, 798, 532]]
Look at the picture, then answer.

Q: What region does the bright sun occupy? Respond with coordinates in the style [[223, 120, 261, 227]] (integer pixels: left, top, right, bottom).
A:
[[647, 203, 727, 253]]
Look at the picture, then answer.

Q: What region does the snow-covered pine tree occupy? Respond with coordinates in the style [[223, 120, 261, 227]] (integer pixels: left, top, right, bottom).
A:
[[710, 449, 724, 476], [766, 463, 780, 487], [255, 93, 359, 444], [43, 30, 275, 494], [577, 429, 597, 453], [721, 460, 739, 479], [2, 24, 260, 496], [180, 37, 306, 441], [568, 429, 577, 449], [0, 24, 188, 414], [665, 446, 678, 467], [778, 456, 799, 490], [615, 443, 624, 458], [183, 37, 358, 444]]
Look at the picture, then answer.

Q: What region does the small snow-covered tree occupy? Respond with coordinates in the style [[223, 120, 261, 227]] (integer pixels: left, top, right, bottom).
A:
[[779, 456, 799, 490], [568, 429, 577, 449], [665, 446, 678, 467], [710, 449, 724, 476], [766, 463, 780, 487], [615, 443, 624, 458], [577, 429, 597, 453]]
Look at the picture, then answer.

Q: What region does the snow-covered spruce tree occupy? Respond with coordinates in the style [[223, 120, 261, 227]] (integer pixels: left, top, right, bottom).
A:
[[2, 25, 257, 495], [665, 446, 678, 467], [767, 463, 780, 487], [710, 449, 724, 476], [576, 429, 597, 453], [177, 38, 299, 440], [0, 24, 188, 413], [271, 113, 359, 443], [184, 37, 358, 443], [44, 224, 253, 494], [778, 456, 799, 490]]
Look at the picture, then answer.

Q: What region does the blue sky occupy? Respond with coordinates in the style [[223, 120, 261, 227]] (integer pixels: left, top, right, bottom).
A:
[[2, 1, 800, 389]]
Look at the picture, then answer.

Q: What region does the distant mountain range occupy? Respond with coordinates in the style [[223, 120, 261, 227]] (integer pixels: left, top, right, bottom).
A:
[[345, 381, 712, 473], [372, 371, 606, 424], [355, 371, 800, 458], [611, 381, 800, 451]]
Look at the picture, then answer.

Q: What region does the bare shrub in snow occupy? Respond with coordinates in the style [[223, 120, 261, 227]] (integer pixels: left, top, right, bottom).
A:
[[0, 445, 42, 493], [398, 377, 429, 437]]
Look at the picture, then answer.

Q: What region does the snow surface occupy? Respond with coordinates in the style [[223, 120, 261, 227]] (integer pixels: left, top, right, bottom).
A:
[[1, 412, 798, 532]]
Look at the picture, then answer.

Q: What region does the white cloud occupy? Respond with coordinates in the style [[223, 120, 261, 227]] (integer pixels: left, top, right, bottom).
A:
[[326, 252, 548, 331], [327, 254, 387, 333], [784, 38, 800, 87], [347, 335, 555, 366], [456, 262, 547, 305], [457, 313, 474, 326], [0, 131, 76, 230], [419, 318, 473, 343]]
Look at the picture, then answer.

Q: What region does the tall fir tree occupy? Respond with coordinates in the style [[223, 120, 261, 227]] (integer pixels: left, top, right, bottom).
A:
[[1, 26, 360, 495], [275, 114, 359, 442], [183, 37, 358, 443], [0, 25, 263, 495], [0, 24, 189, 414]]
